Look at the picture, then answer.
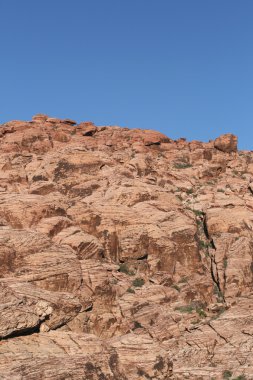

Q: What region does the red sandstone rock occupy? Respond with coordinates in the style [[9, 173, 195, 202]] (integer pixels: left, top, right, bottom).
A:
[[0, 116, 252, 379], [32, 113, 49, 122], [214, 133, 238, 153], [62, 118, 77, 125]]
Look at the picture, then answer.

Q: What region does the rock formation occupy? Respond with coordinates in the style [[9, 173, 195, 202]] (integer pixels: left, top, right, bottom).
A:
[[0, 114, 252, 379]]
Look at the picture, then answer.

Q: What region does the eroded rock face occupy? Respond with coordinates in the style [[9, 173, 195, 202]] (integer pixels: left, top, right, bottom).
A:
[[214, 133, 238, 153], [0, 114, 252, 379]]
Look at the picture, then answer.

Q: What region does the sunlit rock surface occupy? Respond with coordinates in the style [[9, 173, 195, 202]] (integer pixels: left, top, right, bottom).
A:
[[0, 115, 252, 379]]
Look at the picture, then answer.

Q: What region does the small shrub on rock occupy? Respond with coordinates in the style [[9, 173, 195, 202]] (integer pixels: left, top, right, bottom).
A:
[[132, 278, 145, 287]]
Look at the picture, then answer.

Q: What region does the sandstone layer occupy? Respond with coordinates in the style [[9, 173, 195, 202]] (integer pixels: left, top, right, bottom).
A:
[[0, 114, 252, 379]]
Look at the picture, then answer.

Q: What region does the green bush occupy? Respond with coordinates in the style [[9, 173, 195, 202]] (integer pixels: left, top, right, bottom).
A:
[[199, 240, 211, 250], [196, 308, 207, 318], [118, 263, 134, 276], [193, 209, 205, 217], [175, 305, 194, 313], [175, 302, 207, 317], [133, 321, 143, 329], [132, 278, 145, 287], [223, 370, 232, 379], [174, 162, 193, 169]]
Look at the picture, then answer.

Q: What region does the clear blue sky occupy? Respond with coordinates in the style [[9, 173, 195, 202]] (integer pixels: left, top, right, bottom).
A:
[[1, 1, 253, 149]]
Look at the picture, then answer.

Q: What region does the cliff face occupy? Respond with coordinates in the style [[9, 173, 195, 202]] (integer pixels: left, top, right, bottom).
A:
[[0, 114, 252, 380]]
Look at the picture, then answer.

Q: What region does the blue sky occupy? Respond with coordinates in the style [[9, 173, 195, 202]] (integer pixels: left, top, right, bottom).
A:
[[1, 1, 253, 149]]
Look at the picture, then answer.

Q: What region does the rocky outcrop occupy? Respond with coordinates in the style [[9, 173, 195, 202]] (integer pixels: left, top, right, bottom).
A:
[[214, 133, 238, 153], [0, 114, 252, 379]]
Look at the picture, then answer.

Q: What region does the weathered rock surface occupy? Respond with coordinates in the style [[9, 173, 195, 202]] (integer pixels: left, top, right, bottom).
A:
[[214, 133, 238, 153], [0, 114, 252, 379]]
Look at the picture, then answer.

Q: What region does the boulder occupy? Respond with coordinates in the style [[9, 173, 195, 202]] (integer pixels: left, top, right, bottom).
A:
[[214, 133, 238, 153]]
